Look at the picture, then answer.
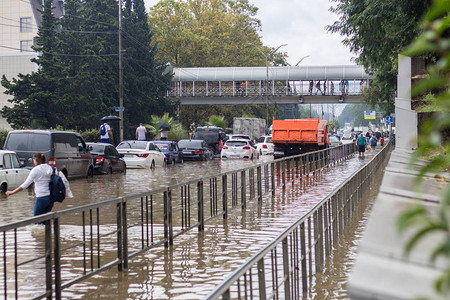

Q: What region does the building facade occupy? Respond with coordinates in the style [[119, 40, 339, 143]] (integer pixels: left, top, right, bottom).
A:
[[0, 0, 63, 129]]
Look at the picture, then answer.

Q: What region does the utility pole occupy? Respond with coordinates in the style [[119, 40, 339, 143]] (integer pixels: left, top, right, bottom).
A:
[[118, 0, 124, 142]]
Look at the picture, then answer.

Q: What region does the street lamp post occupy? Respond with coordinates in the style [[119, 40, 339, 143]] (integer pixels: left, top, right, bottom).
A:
[[248, 43, 287, 130], [294, 55, 310, 66]]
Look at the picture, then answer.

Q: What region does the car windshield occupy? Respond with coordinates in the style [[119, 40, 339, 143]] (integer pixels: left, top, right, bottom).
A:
[[154, 143, 169, 151], [117, 141, 148, 150], [178, 140, 202, 148], [226, 141, 248, 147]]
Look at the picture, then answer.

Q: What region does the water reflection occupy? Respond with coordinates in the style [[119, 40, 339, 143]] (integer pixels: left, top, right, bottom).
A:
[[0, 150, 379, 299]]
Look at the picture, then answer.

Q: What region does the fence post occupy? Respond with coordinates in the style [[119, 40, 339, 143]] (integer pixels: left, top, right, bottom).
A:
[[168, 189, 173, 246], [45, 221, 52, 300], [257, 166, 262, 202], [257, 258, 267, 300], [300, 222, 308, 293], [117, 202, 123, 271], [164, 191, 169, 248], [122, 200, 128, 268], [54, 218, 61, 300], [282, 237, 291, 300], [282, 161, 286, 190], [198, 180, 204, 231], [222, 175, 228, 219], [271, 162, 275, 197], [313, 211, 320, 273], [241, 170, 246, 209]]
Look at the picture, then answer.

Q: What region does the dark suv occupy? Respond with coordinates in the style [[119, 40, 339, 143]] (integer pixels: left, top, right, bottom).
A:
[[192, 126, 226, 154], [3, 130, 94, 179]]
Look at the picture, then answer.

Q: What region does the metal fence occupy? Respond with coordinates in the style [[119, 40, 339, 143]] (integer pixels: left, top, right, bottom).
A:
[[205, 141, 393, 300], [0, 143, 355, 299]]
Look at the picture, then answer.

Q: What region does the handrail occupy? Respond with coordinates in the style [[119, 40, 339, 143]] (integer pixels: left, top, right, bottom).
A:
[[205, 141, 393, 299], [0, 143, 356, 299]]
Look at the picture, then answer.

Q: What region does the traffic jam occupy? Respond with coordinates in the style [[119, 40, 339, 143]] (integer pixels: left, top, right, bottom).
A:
[[0, 117, 344, 193]]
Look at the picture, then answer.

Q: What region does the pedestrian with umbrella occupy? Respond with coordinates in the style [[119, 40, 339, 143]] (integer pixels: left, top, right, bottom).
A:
[[156, 121, 170, 140]]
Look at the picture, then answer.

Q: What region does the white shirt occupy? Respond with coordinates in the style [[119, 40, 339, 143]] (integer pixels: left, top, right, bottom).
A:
[[136, 125, 147, 140], [21, 164, 53, 197], [100, 123, 111, 139]]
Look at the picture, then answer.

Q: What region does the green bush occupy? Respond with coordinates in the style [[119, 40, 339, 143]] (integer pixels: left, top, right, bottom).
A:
[[81, 128, 102, 143], [0, 129, 9, 149]]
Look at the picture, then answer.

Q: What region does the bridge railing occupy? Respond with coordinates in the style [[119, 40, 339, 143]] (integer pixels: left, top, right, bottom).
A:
[[0, 144, 355, 299], [168, 80, 369, 98], [205, 141, 393, 300]]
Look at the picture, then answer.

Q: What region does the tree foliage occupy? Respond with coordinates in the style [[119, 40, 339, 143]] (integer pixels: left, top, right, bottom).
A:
[[148, 0, 271, 67], [393, 0, 450, 295], [148, 0, 290, 128], [327, 0, 432, 109], [1, 0, 174, 139]]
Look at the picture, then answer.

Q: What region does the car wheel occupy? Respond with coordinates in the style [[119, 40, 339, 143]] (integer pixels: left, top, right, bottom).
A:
[[86, 167, 94, 178], [0, 183, 6, 194], [150, 160, 155, 170]]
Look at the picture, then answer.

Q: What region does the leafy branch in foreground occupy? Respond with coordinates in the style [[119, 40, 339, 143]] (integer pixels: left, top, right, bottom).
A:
[[397, 0, 450, 296]]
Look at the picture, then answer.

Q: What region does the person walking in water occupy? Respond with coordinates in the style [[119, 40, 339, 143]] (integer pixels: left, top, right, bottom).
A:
[[136, 123, 147, 141], [6, 152, 54, 216], [356, 133, 367, 158]]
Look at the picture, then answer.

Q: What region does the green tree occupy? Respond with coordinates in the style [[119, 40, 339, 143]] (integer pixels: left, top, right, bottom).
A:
[[148, 0, 266, 67], [2, 0, 175, 138], [122, 0, 175, 138], [206, 115, 227, 128], [327, 0, 432, 110]]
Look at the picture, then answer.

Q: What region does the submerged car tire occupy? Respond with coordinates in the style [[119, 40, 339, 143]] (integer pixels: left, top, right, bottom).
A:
[[86, 167, 94, 178], [0, 183, 6, 194]]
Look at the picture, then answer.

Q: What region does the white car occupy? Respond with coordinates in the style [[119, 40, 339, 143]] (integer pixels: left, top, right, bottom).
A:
[[116, 141, 165, 169], [255, 135, 274, 155], [221, 139, 259, 160], [0, 150, 30, 193]]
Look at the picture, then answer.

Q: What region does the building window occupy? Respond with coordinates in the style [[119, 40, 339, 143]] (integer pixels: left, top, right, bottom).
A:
[[20, 40, 33, 52], [20, 17, 32, 33]]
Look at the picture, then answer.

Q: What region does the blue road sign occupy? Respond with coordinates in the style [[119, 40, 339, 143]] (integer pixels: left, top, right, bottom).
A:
[[386, 116, 393, 123]]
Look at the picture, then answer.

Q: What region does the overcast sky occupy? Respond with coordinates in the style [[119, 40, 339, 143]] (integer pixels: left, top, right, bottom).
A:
[[143, 0, 355, 66]]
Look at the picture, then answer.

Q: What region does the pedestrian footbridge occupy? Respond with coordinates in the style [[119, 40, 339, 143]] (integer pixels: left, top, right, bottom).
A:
[[169, 65, 373, 105]]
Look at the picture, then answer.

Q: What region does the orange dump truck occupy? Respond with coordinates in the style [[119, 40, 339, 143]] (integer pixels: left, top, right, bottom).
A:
[[272, 118, 329, 157]]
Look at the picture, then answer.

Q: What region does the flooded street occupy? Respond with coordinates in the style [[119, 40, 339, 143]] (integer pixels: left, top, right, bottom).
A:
[[0, 157, 269, 223], [0, 145, 384, 299]]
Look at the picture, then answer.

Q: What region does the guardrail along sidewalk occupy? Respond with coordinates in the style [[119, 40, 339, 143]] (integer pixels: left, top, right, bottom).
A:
[[0, 144, 355, 299]]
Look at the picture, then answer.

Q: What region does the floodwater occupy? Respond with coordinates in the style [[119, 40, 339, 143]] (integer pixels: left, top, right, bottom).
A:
[[0, 145, 384, 299]]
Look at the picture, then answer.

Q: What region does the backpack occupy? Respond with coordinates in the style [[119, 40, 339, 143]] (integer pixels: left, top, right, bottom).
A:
[[49, 167, 66, 203], [370, 136, 377, 146], [100, 124, 106, 136]]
